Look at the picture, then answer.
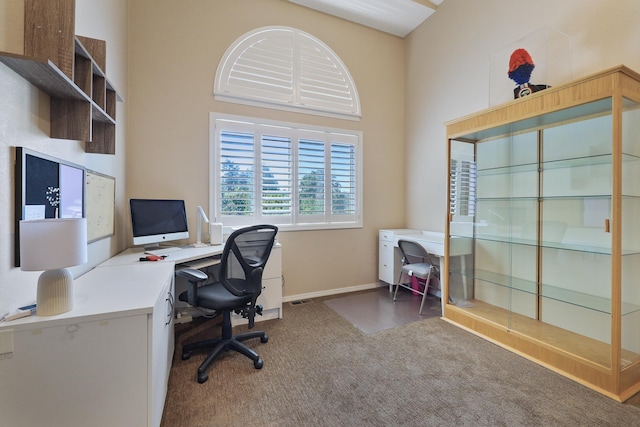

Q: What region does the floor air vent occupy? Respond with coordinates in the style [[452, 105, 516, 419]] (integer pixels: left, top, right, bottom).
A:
[[289, 299, 313, 306]]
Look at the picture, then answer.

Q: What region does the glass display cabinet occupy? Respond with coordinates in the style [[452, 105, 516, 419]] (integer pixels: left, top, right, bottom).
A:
[[443, 65, 640, 401]]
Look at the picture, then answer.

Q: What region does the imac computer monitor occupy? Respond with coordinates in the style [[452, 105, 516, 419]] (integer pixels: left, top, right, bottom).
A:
[[130, 199, 189, 247]]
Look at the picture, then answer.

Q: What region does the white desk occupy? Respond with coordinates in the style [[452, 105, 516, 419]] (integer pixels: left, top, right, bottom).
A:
[[379, 229, 472, 311], [0, 243, 283, 427], [102, 244, 283, 326], [0, 261, 175, 427], [99, 244, 225, 268]]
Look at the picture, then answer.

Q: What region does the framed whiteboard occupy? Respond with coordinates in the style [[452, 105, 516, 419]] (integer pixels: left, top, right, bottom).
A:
[[86, 170, 116, 242]]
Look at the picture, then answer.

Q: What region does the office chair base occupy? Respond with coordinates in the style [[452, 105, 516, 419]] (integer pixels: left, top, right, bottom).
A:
[[182, 311, 268, 383], [196, 351, 264, 383]]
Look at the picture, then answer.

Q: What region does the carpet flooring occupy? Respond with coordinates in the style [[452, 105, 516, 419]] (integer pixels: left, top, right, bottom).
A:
[[162, 288, 640, 426]]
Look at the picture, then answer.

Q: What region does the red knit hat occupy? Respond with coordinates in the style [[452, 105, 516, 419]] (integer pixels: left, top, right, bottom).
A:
[[509, 48, 534, 73]]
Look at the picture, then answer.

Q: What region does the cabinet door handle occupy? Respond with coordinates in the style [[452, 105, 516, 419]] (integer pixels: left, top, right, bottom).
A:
[[66, 324, 80, 338], [604, 219, 610, 233], [166, 292, 174, 325]]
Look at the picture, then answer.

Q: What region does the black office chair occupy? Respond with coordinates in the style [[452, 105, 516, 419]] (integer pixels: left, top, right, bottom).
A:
[[177, 224, 278, 383]]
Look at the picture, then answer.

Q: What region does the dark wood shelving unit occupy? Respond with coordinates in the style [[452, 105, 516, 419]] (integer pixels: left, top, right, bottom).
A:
[[0, 0, 121, 154]]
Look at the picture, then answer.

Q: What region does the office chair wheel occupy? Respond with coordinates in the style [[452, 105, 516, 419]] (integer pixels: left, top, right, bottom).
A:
[[254, 358, 264, 369], [181, 352, 191, 361], [261, 334, 269, 343], [197, 373, 208, 384]]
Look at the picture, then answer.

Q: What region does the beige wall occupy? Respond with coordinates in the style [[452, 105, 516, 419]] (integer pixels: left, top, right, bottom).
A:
[[405, 0, 640, 232], [3, 0, 639, 313], [127, 0, 406, 299], [0, 0, 128, 316]]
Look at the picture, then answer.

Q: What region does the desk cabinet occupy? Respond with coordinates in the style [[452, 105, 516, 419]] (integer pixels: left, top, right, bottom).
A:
[[378, 230, 398, 285], [150, 276, 175, 427], [444, 65, 640, 401], [0, 263, 175, 426]]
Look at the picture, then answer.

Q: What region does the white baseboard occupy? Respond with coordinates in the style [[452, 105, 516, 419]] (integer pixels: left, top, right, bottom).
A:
[[282, 282, 384, 303]]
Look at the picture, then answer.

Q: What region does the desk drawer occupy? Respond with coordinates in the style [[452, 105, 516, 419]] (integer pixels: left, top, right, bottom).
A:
[[379, 230, 394, 242], [401, 238, 444, 257], [378, 240, 395, 284]]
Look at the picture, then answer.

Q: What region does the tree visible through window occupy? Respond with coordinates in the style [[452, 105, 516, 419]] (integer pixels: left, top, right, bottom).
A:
[[212, 114, 362, 230], [220, 132, 254, 216], [298, 139, 325, 216]]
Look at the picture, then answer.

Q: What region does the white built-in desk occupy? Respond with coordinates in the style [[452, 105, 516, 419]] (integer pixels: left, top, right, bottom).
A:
[[379, 229, 472, 312], [102, 244, 283, 326], [0, 261, 175, 427], [0, 243, 283, 427], [100, 244, 225, 268]]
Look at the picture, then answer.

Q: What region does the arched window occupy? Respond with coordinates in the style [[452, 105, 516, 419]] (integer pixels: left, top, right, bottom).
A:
[[214, 26, 361, 120]]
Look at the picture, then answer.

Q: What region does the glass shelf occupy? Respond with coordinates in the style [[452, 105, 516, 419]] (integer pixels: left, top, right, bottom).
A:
[[462, 268, 536, 294], [450, 230, 640, 255], [542, 154, 612, 170], [466, 234, 538, 247], [471, 234, 613, 254], [451, 268, 640, 316], [541, 286, 640, 315], [540, 240, 611, 255], [478, 153, 639, 174], [477, 163, 538, 176], [476, 195, 614, 201]]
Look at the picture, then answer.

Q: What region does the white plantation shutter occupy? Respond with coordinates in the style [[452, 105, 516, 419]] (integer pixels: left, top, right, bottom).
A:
[[220, 131, 255, 216], [449, 159, 458, 215], [218, 28, 294, 103], [459, 160, 476, 216], [215, 27, 361, 120], [298, 139, 325, 218], [297, 33, 359, 115], [212, 114, 362, 230], [450, 159, 476, 217], [261, 133, 292, 218], [330, 141, 357, 218]]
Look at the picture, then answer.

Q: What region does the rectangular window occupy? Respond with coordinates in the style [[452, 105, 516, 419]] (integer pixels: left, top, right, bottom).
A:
[[211, 114, 362, 230]]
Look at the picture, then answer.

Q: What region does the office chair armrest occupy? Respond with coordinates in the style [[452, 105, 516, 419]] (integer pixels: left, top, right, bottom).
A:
[[176, 268, 208, 306]]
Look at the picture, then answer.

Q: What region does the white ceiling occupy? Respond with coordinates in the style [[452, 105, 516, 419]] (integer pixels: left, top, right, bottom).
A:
[[288, 0, 445, 38]]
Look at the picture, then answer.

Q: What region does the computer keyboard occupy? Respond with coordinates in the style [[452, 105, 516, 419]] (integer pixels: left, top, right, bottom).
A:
[[145, 246, 183, 256]]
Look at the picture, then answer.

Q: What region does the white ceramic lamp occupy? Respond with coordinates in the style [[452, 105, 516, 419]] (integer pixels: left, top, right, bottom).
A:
[[20, 218, 88, 316]]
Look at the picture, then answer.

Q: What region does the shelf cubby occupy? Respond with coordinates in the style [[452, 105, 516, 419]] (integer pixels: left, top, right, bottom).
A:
[[0, 0, 121, 154]]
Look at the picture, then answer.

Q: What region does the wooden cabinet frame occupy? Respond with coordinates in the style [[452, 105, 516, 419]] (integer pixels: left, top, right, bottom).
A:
[[443, 65, 640, 402]]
